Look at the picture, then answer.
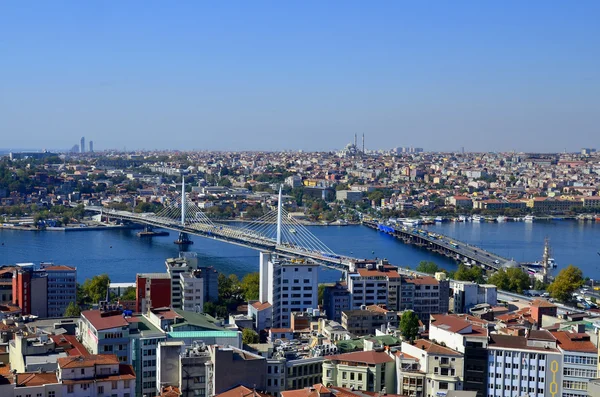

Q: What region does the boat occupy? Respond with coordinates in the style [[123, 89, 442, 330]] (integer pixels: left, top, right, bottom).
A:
[[402, 219, 421, 226], [289, 228, 297, 233], [435, 216, 444, 223], [497, 215, 507, 223], [472, 215, 482, 223], [458, 215, 467, 222], [137, 230, 170, 237], [524, 215, 535, 222]]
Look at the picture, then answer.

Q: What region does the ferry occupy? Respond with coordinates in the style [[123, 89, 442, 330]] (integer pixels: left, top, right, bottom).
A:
[[524, 215, 535, 223]]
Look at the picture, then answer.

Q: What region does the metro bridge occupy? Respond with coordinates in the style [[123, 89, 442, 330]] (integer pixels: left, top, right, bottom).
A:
[[85, 177, 355, 272]]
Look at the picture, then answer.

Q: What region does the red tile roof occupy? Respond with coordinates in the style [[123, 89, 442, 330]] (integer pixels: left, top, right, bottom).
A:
[[551, 331, 596, 353], [43, 265, 76, 271], [16, 372, 58, 387], [215, 385, 270, 397], [411, 339, 462, 356], [50, 334, 90, 357], [251, 301, 272, 311], [58, 354, 119, 368], [325, 350, 394, 365], [82, 310, 129, 330]]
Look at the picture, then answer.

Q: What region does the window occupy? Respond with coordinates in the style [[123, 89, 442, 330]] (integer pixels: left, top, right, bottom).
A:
[[67, 385, 74, 393], [98, 386, 104, 394], [48, 393, 55, 397], [112, 381, 118, 389], [342, 372, 347, 379], [439, 382, 448, 390]]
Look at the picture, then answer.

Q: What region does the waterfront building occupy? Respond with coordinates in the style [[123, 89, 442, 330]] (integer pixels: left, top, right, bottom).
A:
[[552, 326, 597, 397], [12, 262, 77, 318], [322, 282, 351, 323], [259, 253, 319, 328], [486, 331, 563, 397], [322, 350, 395, 392], [341, 305, 398, 336], [402, 339, 465, 396], [43, 264, 77, 318]]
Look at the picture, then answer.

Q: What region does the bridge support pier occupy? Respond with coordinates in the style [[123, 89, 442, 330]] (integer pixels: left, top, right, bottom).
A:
[[174, 232, 193, 246]]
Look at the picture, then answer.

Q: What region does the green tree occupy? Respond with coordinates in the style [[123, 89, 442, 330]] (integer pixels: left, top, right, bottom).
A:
[[218, 273, 241, 301], [367, 190, 384, 204], [399, 311, 420, 341], [241, 272, 260, 301], [120, 286, 137, 301], [81, 274, 111, 304], [64, 301, 81, 317], [454, 264, 485, 284], [416, 261, 440, 274], [547, 265, 584, 302], [242, 328, 259, 345], [488, 268, 530, 293]]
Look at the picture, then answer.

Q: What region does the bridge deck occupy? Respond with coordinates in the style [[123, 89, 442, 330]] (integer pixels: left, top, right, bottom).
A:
[[363, 220, 510, 271]]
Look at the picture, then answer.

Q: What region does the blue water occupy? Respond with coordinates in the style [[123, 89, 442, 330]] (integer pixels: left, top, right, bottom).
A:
[[1, 220, 599, 282]]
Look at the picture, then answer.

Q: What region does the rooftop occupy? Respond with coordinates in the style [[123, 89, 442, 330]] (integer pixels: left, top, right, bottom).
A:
[[58, 354, 120, 368], [215, 385, 270, 397], [82, 309, 129, 331], [411, 339, 462, 356], [325, 350, 394, 365], [16, 372, 58, 387], [551, 331, 597, 353]]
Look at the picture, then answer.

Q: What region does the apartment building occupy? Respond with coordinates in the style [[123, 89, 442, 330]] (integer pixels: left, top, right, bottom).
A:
[[487, 331, 563, 397], [135, 273, 171, 313], [322, 282, 351, 323], [399, 274, 449, 322], [259, 253, 319, 328], [57, 355, 136, 397], [450, 281, 497, 314], [347, 263, 400, 310], [394, 352, 426, 397], [341, 305, 399, 336], [209, 345, 267, 395], [552, 326, 597, 397], [42, 264, 77, 318], [402, 339, 464, 397], [322, 350, 395, 392], [429, 314, 489, 397]]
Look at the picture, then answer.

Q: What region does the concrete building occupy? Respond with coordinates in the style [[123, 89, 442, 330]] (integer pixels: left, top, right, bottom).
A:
[[335, 190, 363, 202], [209, 345, 267, 394], [42, 264, 77, 318], [487, 331, 563, 397], [248, 301, 273, 331], [394, 352, 426, 397], [259, 253, 319, 328], [399, 274, 449, 322], [12, 263, 48, 317], [429, 314, 489, 397], [58, 354, 136, 397], [79, 308, 133, 363], [450, 281, 497, 314], [552, 326, 597, 397], [157, 341, 212, 397], [181, 270, 205, 313], [347, 264, 400, 310], [166, 256, 198, 309], [136, 273, 171, 313], [322, 282, 351, 323], [80, 136, 85, 153], [341, 305, 399, 336], [322, 350, 395, 392]]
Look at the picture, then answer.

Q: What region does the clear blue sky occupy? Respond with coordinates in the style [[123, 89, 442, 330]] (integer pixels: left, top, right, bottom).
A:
[[1, 1, 598, 152]]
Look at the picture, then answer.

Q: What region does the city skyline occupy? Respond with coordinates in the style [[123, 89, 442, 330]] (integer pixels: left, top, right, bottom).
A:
[[1, 2, 599, 152]]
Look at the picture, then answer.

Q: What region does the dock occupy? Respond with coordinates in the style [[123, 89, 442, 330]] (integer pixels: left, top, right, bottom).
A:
[[363, 220, 514, 271]]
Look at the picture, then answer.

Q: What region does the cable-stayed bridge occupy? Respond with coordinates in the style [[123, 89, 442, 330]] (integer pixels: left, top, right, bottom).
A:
[[85, 178, 354, 271]]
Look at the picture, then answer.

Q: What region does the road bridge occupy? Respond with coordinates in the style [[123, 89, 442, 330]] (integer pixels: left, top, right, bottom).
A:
[[363, 220, 514, 271]]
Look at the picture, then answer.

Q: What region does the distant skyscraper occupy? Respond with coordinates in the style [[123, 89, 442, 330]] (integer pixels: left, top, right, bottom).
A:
[[80, 136, 85, 153], [89, 140, 94, 153]]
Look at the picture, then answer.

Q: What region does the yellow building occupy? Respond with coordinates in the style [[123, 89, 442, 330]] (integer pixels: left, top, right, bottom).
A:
[[322, 350, 395, 392]]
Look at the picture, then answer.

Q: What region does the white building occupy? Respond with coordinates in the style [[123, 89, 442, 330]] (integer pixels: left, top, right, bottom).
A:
[[181, 270, 205, 312], [58, 355, 136, 397], [487, 331, 563, 397], [248, 301, 273, 331], [552, 326, 597, 397], [259, 253, 318, 328], [450, 281, 497, 313], [166, 256, 198, 309], [347, 264, 400, 310]]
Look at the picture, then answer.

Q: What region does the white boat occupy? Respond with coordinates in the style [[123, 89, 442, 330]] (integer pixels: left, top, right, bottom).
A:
[[497, 215, 507, 223], [458, 215, 467, 222], [472, 215, 482, 223], [402, 219, 421, 226], [435, 216, 444, 223], [524, 215, 535, 223]]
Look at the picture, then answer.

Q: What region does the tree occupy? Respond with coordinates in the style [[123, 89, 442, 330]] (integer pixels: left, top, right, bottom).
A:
[[218, 273, 241, 301], [547, 265, 584, 302], [416, 261, 440, 274], [64, 301, 81, 317], [454, 264, 484, 284], [242, 328, 259, 345], [120, 286, 137, 301], [487, 268, 530, 293], [399, 311, 420, 341], [80, 274, 111, 304], [241, 272, 260, 301]]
